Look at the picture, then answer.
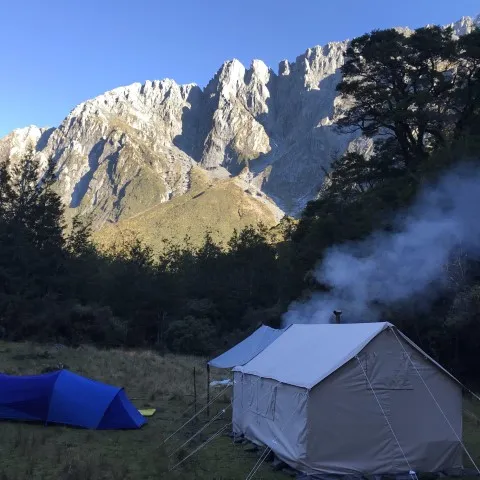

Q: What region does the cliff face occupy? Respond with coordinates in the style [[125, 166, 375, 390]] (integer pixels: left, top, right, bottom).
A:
[[1, 15, 478, 231]]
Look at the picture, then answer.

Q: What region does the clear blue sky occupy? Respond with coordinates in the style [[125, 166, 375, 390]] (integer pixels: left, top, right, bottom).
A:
[[1, 0, 478, 137]]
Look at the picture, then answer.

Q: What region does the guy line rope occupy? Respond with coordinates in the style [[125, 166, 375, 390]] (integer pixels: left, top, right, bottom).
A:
[[163, 383, 232, 444], [168, 375, 284, 473], [390, 328, 480, 475]]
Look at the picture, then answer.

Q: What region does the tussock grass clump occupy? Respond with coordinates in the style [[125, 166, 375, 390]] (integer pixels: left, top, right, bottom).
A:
[[0, 341, 284, 479]]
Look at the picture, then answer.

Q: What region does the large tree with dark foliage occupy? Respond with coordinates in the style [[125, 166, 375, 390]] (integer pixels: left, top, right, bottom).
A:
[[0, 149, 66, 338], [336, 25, 480, 177], [452, 28, 480, 138], [339, 27, 446, 159], [289, 23, 480, 381]]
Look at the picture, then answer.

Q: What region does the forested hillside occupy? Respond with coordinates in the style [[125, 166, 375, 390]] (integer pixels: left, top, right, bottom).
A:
[[0, 23, 479, 383]]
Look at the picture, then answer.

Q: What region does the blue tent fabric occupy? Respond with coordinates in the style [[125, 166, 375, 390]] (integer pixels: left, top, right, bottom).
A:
[[0, 370, 145, 429], [0, 371, 58, 422], [98, 390, 145, 430], [208, 325, 290, 369]]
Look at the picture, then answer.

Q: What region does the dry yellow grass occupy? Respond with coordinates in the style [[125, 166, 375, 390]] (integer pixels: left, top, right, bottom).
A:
[[2, 340, 480, 479], [93, 166, 281, 253], [0, 341, 288, 480]]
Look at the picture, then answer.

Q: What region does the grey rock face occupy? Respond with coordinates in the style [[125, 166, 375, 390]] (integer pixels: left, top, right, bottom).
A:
[[0, 15, 476, 225], [446, 14, 480, 37], [1, 82, 199, 227]]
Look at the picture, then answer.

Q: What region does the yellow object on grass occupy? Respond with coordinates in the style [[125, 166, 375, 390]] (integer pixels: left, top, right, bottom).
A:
[[139, 408, 156, 417]]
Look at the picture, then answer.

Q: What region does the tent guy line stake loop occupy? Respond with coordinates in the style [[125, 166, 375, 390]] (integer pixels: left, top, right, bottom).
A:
[[355, 355, 413, 473], [163, 383, 232, 444], [168, 406, 230, 458], [390, 328, 480, 475], [168, 422, 232, 472]]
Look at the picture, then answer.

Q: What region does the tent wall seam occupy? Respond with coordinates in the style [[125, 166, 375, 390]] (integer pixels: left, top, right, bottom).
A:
[[355, 355, 415, 476], [390, 328, 480, 475]]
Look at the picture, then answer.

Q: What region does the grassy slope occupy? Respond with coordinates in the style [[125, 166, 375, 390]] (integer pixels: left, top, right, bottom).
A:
[[93, 167, 281, 253], [0, 341, 287, 480], [1, 341, 480, 479]]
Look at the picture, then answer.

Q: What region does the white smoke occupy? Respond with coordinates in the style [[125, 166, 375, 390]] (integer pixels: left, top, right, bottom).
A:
[[282, 163, 480, 325]]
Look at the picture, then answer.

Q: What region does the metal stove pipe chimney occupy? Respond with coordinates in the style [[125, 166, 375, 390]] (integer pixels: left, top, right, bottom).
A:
[[333, 310, 342, 324]]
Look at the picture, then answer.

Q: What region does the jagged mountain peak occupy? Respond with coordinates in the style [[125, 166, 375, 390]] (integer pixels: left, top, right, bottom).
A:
[[69, 78, 200, 117], [208, 58, 248, 100], [0, 14, 477, 243], [0, 125, 54, 161], [250, 59, 271, 81], [448, 14, 479, 36]]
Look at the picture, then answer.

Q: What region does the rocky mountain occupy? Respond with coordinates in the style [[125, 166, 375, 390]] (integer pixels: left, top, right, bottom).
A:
[[1, 14, 478, 245]]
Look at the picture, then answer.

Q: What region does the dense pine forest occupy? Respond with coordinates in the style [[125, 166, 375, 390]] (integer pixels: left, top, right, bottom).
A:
[[1, 24, 479, 383]]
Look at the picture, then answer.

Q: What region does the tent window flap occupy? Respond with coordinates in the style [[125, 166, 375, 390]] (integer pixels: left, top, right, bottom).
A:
[[361, 352, 413, 390], [249, 379, 276, 420]]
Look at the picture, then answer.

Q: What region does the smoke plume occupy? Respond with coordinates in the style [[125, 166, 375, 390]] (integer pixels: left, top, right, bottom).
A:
[[282, 163, 480, 325]]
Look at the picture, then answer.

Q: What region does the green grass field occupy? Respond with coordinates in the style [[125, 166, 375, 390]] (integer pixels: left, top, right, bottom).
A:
[[0, 340, 479, 480], [0, 341, 288, 480]]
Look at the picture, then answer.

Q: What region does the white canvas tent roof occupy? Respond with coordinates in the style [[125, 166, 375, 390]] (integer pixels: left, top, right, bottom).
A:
[[208, 324, 289, 369], [234, 322, 460, 389], [232, 321, 472, 476]]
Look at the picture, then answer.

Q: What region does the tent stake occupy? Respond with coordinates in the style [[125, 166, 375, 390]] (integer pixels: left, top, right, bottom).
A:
[[206, 363, 210, 419]]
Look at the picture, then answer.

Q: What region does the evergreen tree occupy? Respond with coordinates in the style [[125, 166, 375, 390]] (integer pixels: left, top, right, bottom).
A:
[[453, 28, 480, 139], [67, 213, 96, 257], [285, 23, 480, 382], [0, 148, 67, 337], [337, 27, 454, 162]]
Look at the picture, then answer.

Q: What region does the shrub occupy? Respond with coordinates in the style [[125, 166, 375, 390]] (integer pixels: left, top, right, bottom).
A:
[[164, 316, 218, 356]]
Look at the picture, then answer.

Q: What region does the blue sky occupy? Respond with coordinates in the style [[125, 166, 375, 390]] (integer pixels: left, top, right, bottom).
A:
[[1, 0, 478, 137]]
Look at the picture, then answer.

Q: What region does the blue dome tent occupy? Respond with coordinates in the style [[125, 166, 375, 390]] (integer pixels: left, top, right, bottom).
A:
[[0, 369, 146, 429]]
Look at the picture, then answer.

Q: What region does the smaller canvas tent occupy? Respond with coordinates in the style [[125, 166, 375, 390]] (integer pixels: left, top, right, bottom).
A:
[[0, 369, 146, 429], [208, 324, 289, 369], [232, 322, 466, 476]]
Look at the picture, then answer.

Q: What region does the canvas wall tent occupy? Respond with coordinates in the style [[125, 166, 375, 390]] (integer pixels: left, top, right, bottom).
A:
[[232, 322, 466, 476], [208, 324, 289, 369], [0, 369, 146, 429]]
